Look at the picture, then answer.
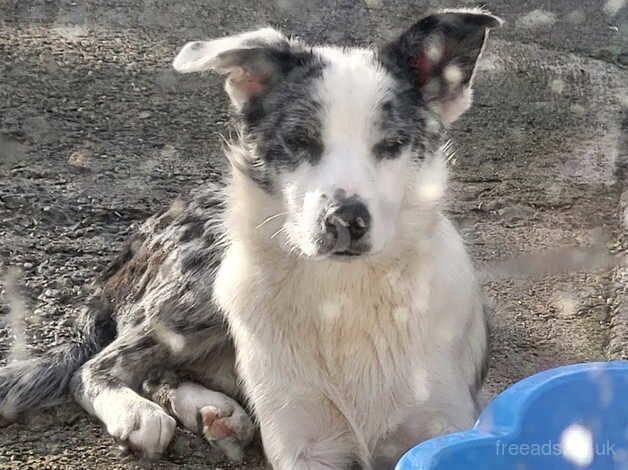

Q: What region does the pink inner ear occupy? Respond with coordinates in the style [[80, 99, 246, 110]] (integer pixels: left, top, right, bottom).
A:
[[414, 52, 433, 86], [413, 42, 449, 87], [232, 72, 269, 99]]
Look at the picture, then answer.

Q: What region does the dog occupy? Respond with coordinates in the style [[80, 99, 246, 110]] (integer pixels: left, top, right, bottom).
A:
[[0, 8, 501, 469]]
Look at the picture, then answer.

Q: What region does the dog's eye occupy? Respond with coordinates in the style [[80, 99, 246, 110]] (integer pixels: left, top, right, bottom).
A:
[[281, 130, 323, 160], [373, 137, 409, 160]]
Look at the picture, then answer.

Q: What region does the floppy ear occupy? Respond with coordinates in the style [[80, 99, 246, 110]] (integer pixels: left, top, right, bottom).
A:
[[381, 9, 502, 124], [173, 27, 297, 110]]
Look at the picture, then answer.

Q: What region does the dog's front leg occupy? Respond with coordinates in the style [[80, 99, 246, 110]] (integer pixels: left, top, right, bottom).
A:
[[255, 392, 357, 470]]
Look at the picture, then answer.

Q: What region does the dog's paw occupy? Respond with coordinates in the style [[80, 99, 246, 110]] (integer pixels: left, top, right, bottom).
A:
[[199, 402, 255, 461], [168, 382, 255, 462], [95, 389, 176, 458]]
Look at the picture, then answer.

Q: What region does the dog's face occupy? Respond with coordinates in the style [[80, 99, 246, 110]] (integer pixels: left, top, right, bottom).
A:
[[173, 10, 501, 259]]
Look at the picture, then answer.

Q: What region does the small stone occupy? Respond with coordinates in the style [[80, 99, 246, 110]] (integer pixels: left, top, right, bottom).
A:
[[67, 149, 92, 167]]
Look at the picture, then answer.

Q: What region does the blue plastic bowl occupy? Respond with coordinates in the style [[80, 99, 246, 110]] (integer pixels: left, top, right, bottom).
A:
[[396, 361, 628, 470]]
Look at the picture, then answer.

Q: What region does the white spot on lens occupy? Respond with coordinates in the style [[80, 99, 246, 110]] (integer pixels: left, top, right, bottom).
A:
[[566, 9, 586, 24], [604, 0, 626, 16], [516, 10, 557, 30], [550, 78, 566, 94], [553, 291, 578, 317], [152, 321, 186, 355], [560, 424, 594, 467], [393, 306, 410, 323], [443, 65, 463, 87]]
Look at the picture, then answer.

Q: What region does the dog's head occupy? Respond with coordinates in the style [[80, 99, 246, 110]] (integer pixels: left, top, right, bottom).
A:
[[173, 10, 501, 259]]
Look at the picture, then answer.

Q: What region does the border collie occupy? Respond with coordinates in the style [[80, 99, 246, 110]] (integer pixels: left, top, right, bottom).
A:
[[0, 9, 501, 469]]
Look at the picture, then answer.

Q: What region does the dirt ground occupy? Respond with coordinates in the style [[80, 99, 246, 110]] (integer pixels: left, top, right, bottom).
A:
[[0, 1, 627, 469]]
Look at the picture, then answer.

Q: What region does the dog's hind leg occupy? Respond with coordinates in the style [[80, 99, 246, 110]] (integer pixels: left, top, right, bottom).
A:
[[69, 331, 176, 458]]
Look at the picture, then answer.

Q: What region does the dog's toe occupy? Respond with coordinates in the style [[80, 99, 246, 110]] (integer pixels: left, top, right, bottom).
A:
[[199, 403, 255, 461]]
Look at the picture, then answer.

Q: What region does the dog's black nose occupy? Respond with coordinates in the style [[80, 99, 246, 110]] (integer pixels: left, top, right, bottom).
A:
[[325, 197, 371, 242]]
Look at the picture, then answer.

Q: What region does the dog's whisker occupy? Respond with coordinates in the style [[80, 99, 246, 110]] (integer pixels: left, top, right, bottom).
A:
[[256, 212, 290, 230], [270, 226, 287, 240]]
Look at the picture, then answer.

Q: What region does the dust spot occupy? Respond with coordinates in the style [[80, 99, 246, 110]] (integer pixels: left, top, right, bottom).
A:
[[392, 306, 410, 323], [0, 134, 30, 163], [168, 198, 188, 218], [425, 36, 444, 63], [416, 179, 445, 204], [566, 9, 586, 24], [560, 424, 593, 467], [321, 293, 348, 320], [50, 25, 89, 42], [550, 78, 566, 95], [443, 65, 463, 87], [603, 0, 626, 17], [552, 291, 578, 317], [423, 111, 441, 135], [515, 10, 557, 30], [152, 320, 186, 355], [2, 268, 29, 362], [570, 103, 585, 115]]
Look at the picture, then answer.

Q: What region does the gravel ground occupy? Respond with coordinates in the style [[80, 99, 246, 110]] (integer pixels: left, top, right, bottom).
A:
[[0, 1, 627, 469]]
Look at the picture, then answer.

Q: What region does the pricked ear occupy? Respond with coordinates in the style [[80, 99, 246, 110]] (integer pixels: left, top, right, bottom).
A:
[[381, 9, 502, 124], [173, 27, 296, 110]]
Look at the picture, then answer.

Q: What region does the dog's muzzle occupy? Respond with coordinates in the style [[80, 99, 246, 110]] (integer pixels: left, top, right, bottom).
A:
[[321, 195, 371, 257]]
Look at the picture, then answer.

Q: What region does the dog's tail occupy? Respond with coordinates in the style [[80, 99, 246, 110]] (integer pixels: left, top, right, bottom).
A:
[[0, 294, 115, 422]]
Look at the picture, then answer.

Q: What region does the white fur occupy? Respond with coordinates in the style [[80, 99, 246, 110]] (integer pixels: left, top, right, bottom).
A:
[[173, 28, 288, 109], [169, 382, 255, 462], [216, 196, 485, 468], [173, 28, 285, 74], [87, 388, 176, 458]]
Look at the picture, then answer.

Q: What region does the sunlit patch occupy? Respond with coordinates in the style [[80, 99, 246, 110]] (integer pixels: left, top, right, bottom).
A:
[[603, 0, 626, 16], [515, 10, 557, 30], [560, 424, 593, 467]]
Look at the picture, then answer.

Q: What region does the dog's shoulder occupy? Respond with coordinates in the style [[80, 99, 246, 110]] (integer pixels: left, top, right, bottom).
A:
[[100, 182, 227, 317]]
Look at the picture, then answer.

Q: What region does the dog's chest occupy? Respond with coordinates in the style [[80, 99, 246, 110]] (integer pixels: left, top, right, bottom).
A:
[[215, 247, 433, 433]]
